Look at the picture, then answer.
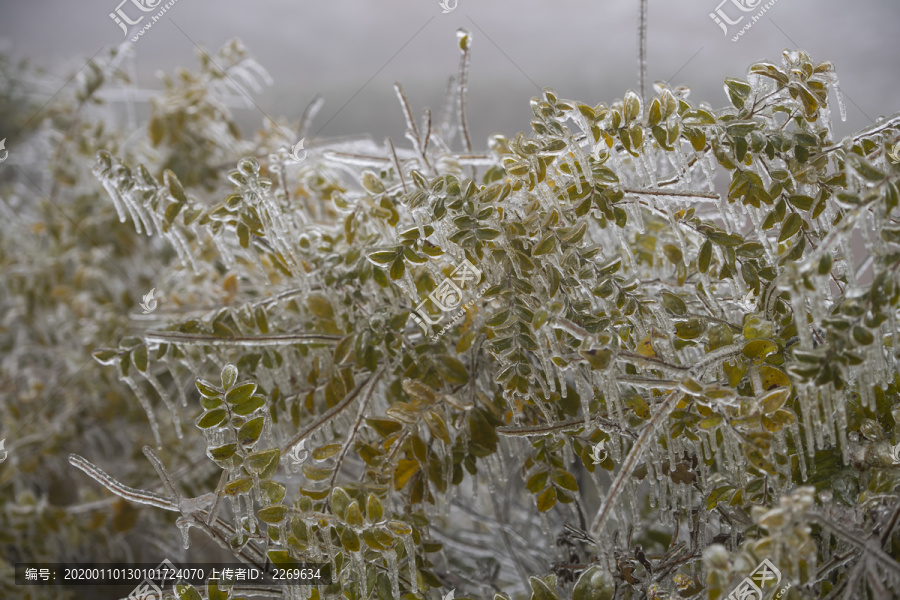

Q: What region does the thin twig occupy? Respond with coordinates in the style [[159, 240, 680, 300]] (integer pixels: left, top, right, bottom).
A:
[[298, 94, 324, 140], [387, 138, 408, 194], [638, 0, 648, 101], [622, 187, 719, 200], [394, 83, 432, 172], [497, 414, 633, 438], [588, 389, 683, 538], [69, 454, 179, 511], [422, 108, 433, 156], [281, 369, 383, 456], [327, 369, 384, 486], [457, 30, 476, 180]]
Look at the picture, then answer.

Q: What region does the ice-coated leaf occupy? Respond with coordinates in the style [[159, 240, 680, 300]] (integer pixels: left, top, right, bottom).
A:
[[364, 494, 384, 524], [258, 504, 288, 524], [226, 382, 257, 404], [238, 416, 264, 445], [332, 487, 351, 519], [197, 409, 227, 429], [220, 364, 238, 390]]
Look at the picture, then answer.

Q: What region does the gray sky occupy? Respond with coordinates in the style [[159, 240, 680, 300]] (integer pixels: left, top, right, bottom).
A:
[[1, 0, 898, 147]]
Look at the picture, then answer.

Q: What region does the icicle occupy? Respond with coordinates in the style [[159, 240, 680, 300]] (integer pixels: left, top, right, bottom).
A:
[[831, 77, 847, 122], [140, 370, 183, 439], [575, 370, 593, 427], [384, 548, 400, 599], [700, 152, 717, 193], [176, 517, 193, 549], [350, 550, 366, 599], [122, 375, 162, 448], [403, 533, 418, 594]]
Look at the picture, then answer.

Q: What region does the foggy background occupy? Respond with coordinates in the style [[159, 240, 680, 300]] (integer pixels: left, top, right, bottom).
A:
[[0, 0, 897, 150]]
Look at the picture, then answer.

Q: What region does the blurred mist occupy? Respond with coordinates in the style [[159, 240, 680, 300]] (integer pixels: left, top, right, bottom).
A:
[[0, 0, 898, 157]]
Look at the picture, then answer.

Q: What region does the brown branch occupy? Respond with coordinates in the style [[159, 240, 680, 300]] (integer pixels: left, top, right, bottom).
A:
[[145, 331, 342, 346]]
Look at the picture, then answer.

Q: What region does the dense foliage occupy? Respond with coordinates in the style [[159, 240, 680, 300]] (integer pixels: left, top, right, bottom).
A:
[[3, 31, 900, 600]]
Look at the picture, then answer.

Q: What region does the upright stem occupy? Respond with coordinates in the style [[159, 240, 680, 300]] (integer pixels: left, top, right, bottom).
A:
[[638, 0, 648, 100], [457, 29, 476, 180]]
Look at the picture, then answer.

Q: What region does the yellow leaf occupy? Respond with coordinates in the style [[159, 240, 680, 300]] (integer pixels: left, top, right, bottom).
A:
[[394, 459, 420, 491]]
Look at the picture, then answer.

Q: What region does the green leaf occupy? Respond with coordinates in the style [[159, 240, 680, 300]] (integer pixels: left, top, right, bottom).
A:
[[174, 584, 203, 600], [132, 345, 148, 372], [675, 318, 705, 340], [332, 488, 351, 519], [232, 395, 266, 415], [390, 257, 405, 280], [238, 416, 264, 445], [778, 213, 803, 242], [534, 233, 557, 256], [436, 355, 469, 385], [345, 501, 364, 527], [743, 339, 777, 362], [581, 348, 614, 370], [698, 240, 712, 273], [196, 379, 221, 398], [661, 291, 687, 316], [226, 382, 257, 404], [307, 295, 334, 319], [258, 504, 288, 524], [221, 364, 238, 390], [245, 449, 280, 475], [223, 477, 254, 495], [526, 471, 549, 493], [724, 78, 752, 109], [760, 388, 790, 413], [197, 409, 227, 429], [536, 486, 557, 512], [530, 576, 562, 600], [367, 250, 398, 265], [852, 325, 874, 346], [552, 470, 578, 492], [208, 443, 238, 461], [367, 494, 384, 523]]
